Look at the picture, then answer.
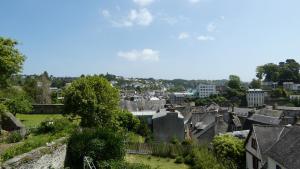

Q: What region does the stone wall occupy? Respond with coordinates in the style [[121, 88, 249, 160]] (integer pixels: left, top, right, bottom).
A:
[[1, 138, 66, 169], [28, 104, 64, 114]]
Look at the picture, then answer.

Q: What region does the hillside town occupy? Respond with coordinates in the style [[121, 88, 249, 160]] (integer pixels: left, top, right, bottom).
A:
[[1, 1, 300, 169]]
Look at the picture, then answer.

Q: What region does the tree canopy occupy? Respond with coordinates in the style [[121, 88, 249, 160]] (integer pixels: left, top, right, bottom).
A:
[[0, 37, 25, 88], [256, 59, 300, 83], [64, 75, 120, 128]]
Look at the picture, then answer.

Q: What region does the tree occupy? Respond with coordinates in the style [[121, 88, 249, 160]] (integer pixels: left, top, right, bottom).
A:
[[0, 37, 25, 88], [64, 75, 120, 128], [256, 59, 300, 83], [212, 134, 245, 169], [116, 110, 140, 132], [4, 94, 32, 116], [228, 75, 242, 90], [249, 79, 261, 89]]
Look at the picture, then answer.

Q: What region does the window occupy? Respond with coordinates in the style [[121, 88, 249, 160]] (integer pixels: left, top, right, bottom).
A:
[[251, 138, 257, 150], [276, 165, 282, 169], [252, 155, 259, 169]]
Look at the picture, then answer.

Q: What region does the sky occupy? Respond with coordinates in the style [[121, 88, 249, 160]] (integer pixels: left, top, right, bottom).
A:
[[1, 0, 300, 81]]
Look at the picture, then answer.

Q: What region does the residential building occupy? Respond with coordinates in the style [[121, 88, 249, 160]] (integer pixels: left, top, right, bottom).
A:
[[152, 108, 185, 142], [197, 84, 217, 98], [245, 124, 300, 169], [246, 89, 265, 108], [261, 81, 278, 90], [168, 92, 193, 105], [283, 82, 300, 91]]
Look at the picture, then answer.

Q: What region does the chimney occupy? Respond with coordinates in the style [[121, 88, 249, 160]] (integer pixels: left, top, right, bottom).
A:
[[248, 109, 255, 117], [273, 103, 278, 110]]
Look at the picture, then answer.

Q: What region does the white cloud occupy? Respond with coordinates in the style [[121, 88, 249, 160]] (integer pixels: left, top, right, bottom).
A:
[[133, 0, 155, 6], [111, 8, 153, 27], [118, 49, 160, 61], [188, 0, 200, 4], [178, 32, 190, 39], [197, 35, 215, 41], [207, 22, 216, 32], [102, 10, 110, 17], [129, 8, 153, 26]]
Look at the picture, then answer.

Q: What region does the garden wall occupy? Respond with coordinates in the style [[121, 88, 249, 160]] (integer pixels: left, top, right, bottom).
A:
[[1, 138, 66, 169]]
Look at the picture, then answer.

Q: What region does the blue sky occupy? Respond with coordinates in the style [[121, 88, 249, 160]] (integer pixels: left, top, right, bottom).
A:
[[1, 0, 300, 81]]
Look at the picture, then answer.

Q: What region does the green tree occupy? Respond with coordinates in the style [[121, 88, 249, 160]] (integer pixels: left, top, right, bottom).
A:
[[228, 75, 242, 90], [64, 75, 120, 128], [212, 134, 245, 169], [116, 110, 140, 132], [249, 79, 261, 89], [225, 75, 246, 106], [0, 37, 25, 88]]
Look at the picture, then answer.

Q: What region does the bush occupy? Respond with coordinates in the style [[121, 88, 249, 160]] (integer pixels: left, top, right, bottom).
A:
[[174, 156, 184, 164], [184, 154, 194, 165], [212, 134, 245, 169], [6, 131, 22, 143], [190, 148, 227, 169], [36, 118, 75, 134], [65, 128, 126, 169]]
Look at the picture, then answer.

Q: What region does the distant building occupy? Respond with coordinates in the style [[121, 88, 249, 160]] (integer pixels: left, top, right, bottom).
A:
[[283, 82, 300, 91], [246, 89, 265, 108], [131, 110, 156, 125], [168, 92, 193, 105], [290, 95, 300, 101], [197, 84, 217, 98], [261, 81, 278, 90], [152, 108, 184, 142]]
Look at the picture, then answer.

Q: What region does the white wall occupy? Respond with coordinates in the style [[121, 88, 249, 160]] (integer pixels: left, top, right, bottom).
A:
[[268, 157, 286, 169]]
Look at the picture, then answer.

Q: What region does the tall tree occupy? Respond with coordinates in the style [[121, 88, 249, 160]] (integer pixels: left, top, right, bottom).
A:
[[249, 79, 261, 89], [64, 75, 120, 127], [0, 37, 25, 88]]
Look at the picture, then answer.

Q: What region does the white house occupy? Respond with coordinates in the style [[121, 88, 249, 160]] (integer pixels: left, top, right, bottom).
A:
[[246, 89, 265, 108], [197, 84, 217, 98]]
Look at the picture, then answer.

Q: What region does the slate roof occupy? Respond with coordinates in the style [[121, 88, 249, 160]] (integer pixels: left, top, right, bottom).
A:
[[256, 109, 283, 118], [250, 125, 285, 162], [248, 114, 281, 125], [267, 125, 300, 169]]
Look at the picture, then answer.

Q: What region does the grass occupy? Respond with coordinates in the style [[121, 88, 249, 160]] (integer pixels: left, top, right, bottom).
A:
[[16, 114, 65, 128], [126, 154, 190, 169]]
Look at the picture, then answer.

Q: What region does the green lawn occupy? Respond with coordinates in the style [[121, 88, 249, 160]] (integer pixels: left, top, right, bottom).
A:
[[126, 154, 190, 169], [16, 114, 64, 128]]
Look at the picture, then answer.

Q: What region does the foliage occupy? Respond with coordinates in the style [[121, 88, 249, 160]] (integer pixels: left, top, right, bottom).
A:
[[16, 114, 65, 128], [192, 95, 228, 106], [225, 75, 246, 106], [64, 75, 120, 128], [256, 59, 300, 83], [1, 131, 70, 162], [65, 128, 126, 169], [36, 118, 75, 134], [175, 156, 184, 163], [136, 119, 151, 138], [6, 131, 22, 143], [0, 37, 25, 88], [126, 132, 145, 143], [116, 110, 140, 132], [190, 148, 227, 169], [249, 79, 261, 89], [98, 160, 151, 169], [212, 134, 245, 169], [271, 87, 288, 98], [4, 93, 32, 116]]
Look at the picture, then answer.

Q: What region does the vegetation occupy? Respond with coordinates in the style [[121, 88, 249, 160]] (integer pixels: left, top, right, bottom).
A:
[[212, 135, 245, 169], [189, 94, 228, 106], [249, 79, 261, 89], [65, 128, 126, 169], [0, 37, 25, 88], [64, 75, 120, 128], [126, 154, 189, 169], [256, 59, 300, 83], [16, 114, 64, 128], [224, 75, 246, 106], [0, 118, 75, 162]]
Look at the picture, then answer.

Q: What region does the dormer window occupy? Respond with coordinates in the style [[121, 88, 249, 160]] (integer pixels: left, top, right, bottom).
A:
[[251, 138, 257, 150]]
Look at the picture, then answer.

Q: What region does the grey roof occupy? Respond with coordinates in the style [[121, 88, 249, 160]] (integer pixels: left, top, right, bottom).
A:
[[120, 99, 166, 112], [152, 109, 184, 119], [232, 115, 242, 127], [267, 125, 300, 169], [276, 106, 300, 111], [252, 125, 285, 162], [256, 109, 283, 118], [233, 107, 253, 117], [248, 114, 281, 125]]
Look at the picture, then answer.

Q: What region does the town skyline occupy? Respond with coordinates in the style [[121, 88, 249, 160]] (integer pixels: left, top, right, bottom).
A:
[[1, 0, 300, 81]]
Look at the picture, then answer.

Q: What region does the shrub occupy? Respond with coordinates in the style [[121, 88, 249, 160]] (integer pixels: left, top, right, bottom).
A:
[[36, 118, 75, 134], [6, 131, 22, 143], [191, 148, 227, 169], [174, 156, 184, 164], [184, 154, 194, 165], [65, 128, 126, 169], [212, 134, 245, 169]]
